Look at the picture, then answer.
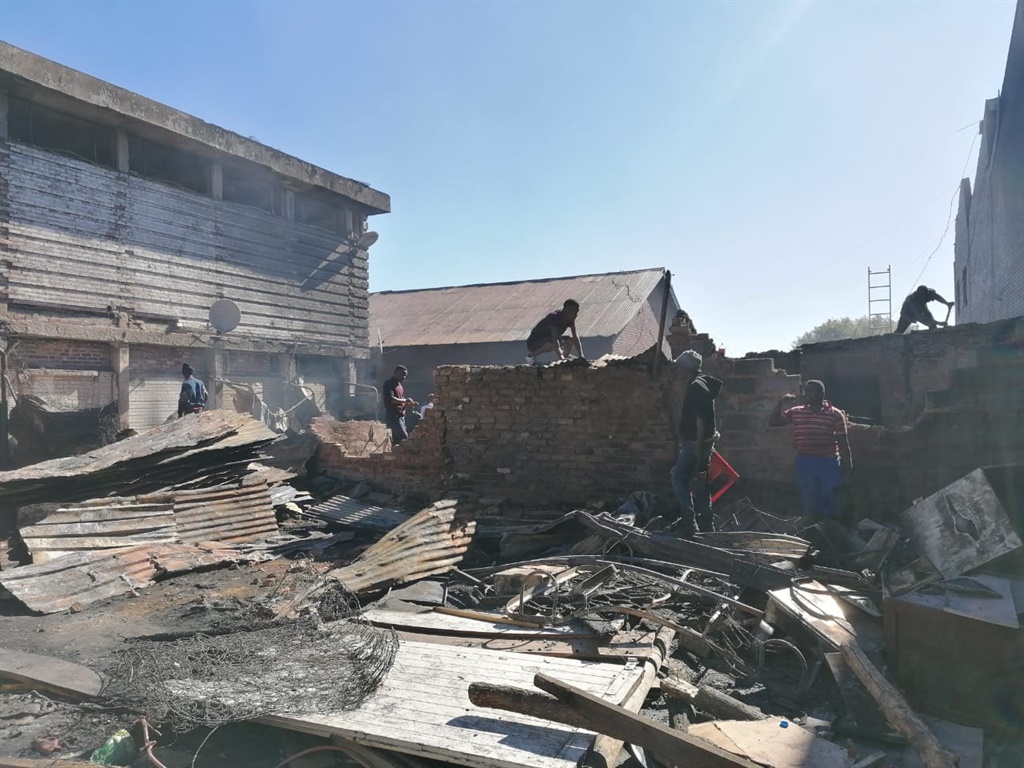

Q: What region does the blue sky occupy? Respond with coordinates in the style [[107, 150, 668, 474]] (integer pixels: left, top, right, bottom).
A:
[[1, 0, 1017, 353]]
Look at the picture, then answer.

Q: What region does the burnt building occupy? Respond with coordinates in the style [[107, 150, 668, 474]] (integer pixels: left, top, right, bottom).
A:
[[0, 42, 389, 456]]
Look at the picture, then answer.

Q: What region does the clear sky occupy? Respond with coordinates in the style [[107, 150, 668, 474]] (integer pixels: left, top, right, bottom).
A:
[[1, 0, 1017, 354]]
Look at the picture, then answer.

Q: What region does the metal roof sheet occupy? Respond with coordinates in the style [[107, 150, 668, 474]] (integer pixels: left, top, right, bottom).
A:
[[370, 268, 667, 347]]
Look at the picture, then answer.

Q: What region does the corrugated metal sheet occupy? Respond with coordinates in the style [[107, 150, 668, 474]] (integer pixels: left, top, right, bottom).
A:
[[305, 494, 411, 531], [18, 495, 177, 562], [0, 542, 268, 614], [328, 504, 476, 596], [370, 269, 667, 347], [2, 142, 369, 348], [172, 482, 278, 544]]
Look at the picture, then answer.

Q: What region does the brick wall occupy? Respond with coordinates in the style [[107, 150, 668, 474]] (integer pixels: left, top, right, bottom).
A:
[[313, 317, 1024, 520], [798, 318, 1023, 426], [315, 408, 446, 497], [10, 339, 112, 371], [130, 345, 206, 377]]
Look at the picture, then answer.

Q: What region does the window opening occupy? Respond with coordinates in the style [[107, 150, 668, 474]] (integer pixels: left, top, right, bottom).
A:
[[7, 96, 116, 168], [128, 134, 211, 195]]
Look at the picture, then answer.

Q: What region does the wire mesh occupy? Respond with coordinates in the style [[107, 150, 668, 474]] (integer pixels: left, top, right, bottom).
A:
[[100, 564, 398, 732]]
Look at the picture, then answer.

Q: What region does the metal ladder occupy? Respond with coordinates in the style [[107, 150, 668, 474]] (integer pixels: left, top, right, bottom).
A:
[[868, 266, 893, 335]]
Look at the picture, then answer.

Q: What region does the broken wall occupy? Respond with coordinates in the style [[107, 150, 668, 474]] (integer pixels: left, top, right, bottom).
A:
[[317, 319, 1024, 520], [798, 318, 1024, 427]]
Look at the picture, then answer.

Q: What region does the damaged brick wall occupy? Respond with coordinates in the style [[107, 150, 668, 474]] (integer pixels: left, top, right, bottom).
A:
[[316, 409, 447, 497], [315, 318, 1023, 520], [438, 363, 677, 504], [798, 318, 1024, 427]]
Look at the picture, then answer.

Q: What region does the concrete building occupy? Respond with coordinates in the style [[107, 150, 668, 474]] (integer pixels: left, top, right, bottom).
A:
[[0, 43, 389, 457], [369, 268, 681, 397], [953, 1, 1024, 325]]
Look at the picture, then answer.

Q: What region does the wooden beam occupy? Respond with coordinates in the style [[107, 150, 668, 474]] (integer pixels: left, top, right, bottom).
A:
[[839, 643, 958, 768], [586, 627, 674, 768], [661, 677, 767, 721], [0, 647, 102, 700], [470, 674, 760, 768]]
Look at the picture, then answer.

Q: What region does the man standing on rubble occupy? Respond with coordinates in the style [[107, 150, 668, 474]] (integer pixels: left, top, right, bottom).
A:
[[895, 285, 954, 334], [177, 363, 208, 418], [668, 350, 723, 538], [526, 299, 582, 363], [383, 365, 417, 446], [769, 380, 852, 521]]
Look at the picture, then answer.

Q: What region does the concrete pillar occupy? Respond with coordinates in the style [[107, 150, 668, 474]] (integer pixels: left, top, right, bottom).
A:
[[209, 349, 226, 409], [284, 189, 295, 221], [111, 344, 130, 430], [0, 90, 8, 140], [211, 162, 223, 200], [115, 129, 129, 172]]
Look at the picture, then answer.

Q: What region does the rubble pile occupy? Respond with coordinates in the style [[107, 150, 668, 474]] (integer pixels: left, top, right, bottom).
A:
[[0, 415, 1020, 768]]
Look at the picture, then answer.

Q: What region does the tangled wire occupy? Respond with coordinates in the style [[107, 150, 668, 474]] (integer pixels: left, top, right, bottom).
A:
[[100, 564, 398, 732]]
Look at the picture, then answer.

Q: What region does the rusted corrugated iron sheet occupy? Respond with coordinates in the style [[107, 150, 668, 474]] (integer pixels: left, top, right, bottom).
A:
[[304, 494, 411, 531], [370, 268, 667, 347], [17, 495, 177, 563], [330, 503, 476, 594], [0, 542, 269, 614], [0, 411, 279, 515], [173, 482, 278, 544]]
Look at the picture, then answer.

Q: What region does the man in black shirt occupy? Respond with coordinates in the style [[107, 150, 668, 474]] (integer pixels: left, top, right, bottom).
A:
[[669, 350, 723, 538], [383, 365, 417, 446], [895, 286, 953, 334], [526, 299, 582, 362], [177, 363, 208, 418]]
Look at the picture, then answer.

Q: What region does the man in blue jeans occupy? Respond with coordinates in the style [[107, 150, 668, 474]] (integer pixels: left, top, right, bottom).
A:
[[669, 350, 723, 538], [769, 380, 853, 521]]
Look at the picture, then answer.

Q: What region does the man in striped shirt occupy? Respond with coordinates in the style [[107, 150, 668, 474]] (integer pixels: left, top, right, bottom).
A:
[[769, 380, 852, 521]]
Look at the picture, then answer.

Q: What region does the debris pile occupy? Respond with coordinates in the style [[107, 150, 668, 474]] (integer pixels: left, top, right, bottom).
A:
[[0, 435, 1020, 768]]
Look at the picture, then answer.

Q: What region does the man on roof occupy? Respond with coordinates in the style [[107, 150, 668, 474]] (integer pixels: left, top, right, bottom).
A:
[[895, 286, 953, 334], [526, 299, 582, 363]]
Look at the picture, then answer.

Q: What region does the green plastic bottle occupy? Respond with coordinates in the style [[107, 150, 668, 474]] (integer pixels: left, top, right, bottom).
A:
[[89, 728, 137, 766]]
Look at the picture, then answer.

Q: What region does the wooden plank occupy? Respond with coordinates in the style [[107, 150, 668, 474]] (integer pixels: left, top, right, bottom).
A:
[[688, 720, 851, 768], [0, 647, 102, 700], [901, 468, 1022, 579], [904, 718, 983, 768], [363, 608, 600, 639], [472, 673, 760, 768], [263, 641, 643, 768], [393, 630, 658, 661]]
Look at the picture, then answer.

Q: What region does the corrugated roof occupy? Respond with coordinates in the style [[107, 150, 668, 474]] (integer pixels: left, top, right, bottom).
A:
[[370, 268, 667, 347]]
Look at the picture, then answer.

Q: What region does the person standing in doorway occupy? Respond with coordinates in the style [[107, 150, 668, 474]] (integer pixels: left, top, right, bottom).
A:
[[383, 365, 417, 446], [669, 350, 723, 538], [769, 380, 853, 522], [177, 363, 208, 418]]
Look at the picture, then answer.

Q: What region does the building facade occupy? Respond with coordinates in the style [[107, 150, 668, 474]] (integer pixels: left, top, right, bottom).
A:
[[953, 1, 1024, 325], [0, 43, 389, 459]]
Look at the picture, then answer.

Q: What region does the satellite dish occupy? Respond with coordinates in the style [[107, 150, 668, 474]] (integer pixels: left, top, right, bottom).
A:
[[209, 299, 241, 333], [355, 231, 379, 249]]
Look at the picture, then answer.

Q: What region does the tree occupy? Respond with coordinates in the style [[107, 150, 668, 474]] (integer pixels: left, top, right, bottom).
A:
[[792, 316, 876, 348]]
